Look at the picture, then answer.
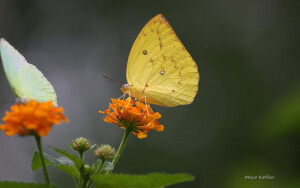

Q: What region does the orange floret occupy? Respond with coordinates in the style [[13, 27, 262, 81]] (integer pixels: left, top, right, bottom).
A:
[[99, 98, 164, 139], [0, 100, 69, 137]]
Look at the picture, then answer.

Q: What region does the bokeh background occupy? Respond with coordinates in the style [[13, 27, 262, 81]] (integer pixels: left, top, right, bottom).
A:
[[0, 0, 299, 187]]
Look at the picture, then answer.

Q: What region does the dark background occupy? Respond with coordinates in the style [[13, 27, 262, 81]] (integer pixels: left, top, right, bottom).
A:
[[0, 0, 299, 187]]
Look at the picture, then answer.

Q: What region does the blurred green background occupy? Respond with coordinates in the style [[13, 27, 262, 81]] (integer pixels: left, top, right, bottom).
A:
[[0, 0, 299, 187]]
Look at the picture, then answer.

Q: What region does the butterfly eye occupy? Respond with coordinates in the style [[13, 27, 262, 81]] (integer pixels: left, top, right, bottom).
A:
[[143, 50, 147, 55]]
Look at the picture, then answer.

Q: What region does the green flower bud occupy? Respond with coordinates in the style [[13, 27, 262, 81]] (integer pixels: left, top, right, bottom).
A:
[[94, 145, 116, 161], [70, 137, 91, 153]]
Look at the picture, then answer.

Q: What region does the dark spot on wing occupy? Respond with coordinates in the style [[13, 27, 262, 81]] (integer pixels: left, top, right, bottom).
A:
[[143, 50, 147, 55]]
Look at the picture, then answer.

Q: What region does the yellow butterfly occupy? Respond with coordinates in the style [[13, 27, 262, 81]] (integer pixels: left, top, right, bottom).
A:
[[121, 14, 199, 107]]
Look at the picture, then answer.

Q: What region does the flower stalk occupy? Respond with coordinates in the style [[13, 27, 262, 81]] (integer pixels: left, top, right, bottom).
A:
[[107, 127, 131, 174], [79, 152, 83, 160], [34, 135, 50, 184]]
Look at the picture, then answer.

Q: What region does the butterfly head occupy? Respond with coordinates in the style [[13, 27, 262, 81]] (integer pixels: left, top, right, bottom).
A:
[[121, 83, 129, 93], [15, 97, 28, 105]]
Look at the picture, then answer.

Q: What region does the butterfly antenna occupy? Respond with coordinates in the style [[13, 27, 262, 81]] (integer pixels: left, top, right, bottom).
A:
[[103, 75, 122, 86]]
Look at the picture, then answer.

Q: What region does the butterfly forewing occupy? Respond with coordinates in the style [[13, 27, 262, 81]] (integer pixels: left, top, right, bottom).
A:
[[0, 38, 57, 105], [126, 14, 199, 107], [18, 64, 57, 105], [0, 39, 28, 96]]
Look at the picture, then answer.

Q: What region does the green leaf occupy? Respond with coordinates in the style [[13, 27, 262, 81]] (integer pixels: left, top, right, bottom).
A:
[[90, 144, 98, 152], [56, 157, 75, 165], [89, 160, 113, 175], [31, 150, 79, 179], [99, 161, 113, 174], [49, 146, 84, 169], [31, 150, 51, 171], [46, 155, 79, 179], [56, 165, 80, 178], [92, 159, 103, 174], [44, 153, 62, 166], [0, 181, 58, 188], [31, 150, 66, 171], [91, 173, 195, 188]]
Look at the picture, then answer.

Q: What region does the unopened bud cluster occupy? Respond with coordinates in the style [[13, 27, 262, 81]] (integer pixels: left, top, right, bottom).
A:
[[70, 137, 91, 153], [94, 145, 115, 161]]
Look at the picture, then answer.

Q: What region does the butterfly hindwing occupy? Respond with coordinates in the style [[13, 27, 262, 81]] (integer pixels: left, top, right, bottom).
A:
[[126, 14, 199, 107]]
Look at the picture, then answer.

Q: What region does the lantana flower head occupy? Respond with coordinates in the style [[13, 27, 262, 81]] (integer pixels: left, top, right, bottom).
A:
[[0, 100, 69, 137], [99, 97, 164, 139]]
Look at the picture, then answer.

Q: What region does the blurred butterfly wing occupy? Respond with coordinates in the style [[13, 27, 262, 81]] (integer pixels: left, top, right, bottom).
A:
[[0, 38, 57, 105], [126, 14, 199, 107], [0, 38, 27, 96], [18, 64, 57, 105]]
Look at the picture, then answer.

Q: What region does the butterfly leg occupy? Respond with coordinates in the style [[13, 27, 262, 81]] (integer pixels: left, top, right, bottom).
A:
[[118, 92, 127, 100], [126, 91, 139, 107], [119, 90, 132, 102], [145, 97, 150, 116], [139, 95, 150, 116], [126, 91, 132, 107]]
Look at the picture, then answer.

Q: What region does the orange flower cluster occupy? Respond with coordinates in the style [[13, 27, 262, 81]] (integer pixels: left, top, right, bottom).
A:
[[0, 100, 69, 137], [99, 98, 164, 139]]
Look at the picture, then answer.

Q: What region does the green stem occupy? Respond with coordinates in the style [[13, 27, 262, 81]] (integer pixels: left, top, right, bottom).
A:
[[81, 175, 88, 188], [107, 128, 131, 174], [34, 135, 50, 184], [78, 151, 84, 187], [79, 151, 83, 160], [86, 180, 93, 188]]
